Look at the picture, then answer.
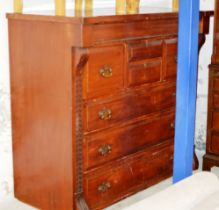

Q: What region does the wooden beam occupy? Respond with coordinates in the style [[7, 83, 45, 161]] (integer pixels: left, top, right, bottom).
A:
[[14, 0, 23, 13], [55, 0, 66, 16], [173, 0, 200, 183]]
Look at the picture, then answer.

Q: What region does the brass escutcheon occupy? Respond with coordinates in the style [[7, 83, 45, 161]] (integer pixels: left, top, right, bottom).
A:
[[99, 65, 113, 78], [98, 108, 112, 120], [98, 182, 111, 193], [98, 144, 112, 156]]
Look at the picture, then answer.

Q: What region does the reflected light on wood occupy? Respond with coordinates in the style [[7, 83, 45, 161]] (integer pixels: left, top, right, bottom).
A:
[[55, 0, 66, 16], [14, 0, 23, 13]]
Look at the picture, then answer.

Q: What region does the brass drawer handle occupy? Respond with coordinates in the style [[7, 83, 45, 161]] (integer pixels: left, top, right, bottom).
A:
[[99, 65, 113, 78], [172, 92, 176, 97], [99, 108, 112, 120], [171, 122, 175, 129], [98, 182, 111, 193], [98, 144, 112, 156]]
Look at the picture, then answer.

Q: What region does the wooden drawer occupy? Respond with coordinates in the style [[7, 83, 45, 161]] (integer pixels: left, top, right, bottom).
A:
[[213, 71, 219, 91], [212, 111, 219, 130], [166, 57, 177, 80], [128, 59, 162, 86], [128, 39, 163, 62], [84, 86, 176, 132], [84, 142, 173, 209], [166, 38, 177, 56], [84, 45, 124, 98], [213, 94, 219, 108], [210, 132, 219, 155], [84, 111, 175, 169], [165, 38, 177, 80]]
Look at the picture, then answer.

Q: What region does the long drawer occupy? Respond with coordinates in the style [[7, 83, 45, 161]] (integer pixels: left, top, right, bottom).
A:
[[83, 111, 175, 169], [84, 141, 173, 209], [84, 85, 176, 132]]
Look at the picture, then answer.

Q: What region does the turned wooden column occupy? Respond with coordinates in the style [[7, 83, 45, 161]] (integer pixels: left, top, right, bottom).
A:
[[85, 0, 93, 16], [172, 0, 179, 11], [55, 0, 66, 16], [14, 0, 23, 13], [116, 0, 126, 14], [126, 0, 140, 14]]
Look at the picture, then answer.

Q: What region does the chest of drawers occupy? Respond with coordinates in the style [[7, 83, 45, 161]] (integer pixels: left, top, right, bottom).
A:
[[7, 9, 211, 210]]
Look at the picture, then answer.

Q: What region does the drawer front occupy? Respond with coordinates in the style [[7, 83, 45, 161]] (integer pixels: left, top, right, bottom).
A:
[[84, 142, 173, 209], [165, 38, 177, 80], [84, 111, 175, 169], [213, 94, 219, 108], [210, 132, 219, 155], [128, 39, 163, 62], [84, 45, 124, 98], [128, 59, 162, 86], [212, 111, 219, 130], [213, 72, 219, 91], [85, 86, 176, 132]]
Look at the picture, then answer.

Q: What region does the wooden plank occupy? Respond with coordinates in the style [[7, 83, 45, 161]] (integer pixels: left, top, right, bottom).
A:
[[173, 0, 200, 183]]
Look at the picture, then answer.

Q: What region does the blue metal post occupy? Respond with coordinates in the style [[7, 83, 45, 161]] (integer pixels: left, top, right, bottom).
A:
[[173, 0, 200, 183]]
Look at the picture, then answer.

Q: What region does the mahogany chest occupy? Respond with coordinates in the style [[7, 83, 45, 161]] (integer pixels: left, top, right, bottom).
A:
[[7, 8, 211, 210], [203, 0, 219, 171]]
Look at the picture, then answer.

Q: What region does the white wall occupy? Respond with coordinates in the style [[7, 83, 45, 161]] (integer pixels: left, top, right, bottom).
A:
[[0, 0, 214, 200]]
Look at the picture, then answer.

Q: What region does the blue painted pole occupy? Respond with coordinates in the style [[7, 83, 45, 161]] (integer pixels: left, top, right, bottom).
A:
[[173, 0, 200, 183]]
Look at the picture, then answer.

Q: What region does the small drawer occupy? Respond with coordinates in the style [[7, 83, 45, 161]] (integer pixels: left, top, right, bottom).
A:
[[165, 56, 177, 80], [213, 71, 219, 91], [128, 39, 163, 62], [84, 45, 124, 98], [84, 111, 175, 169], [212, 111, 219, 130], [84, 142, 173, 209], [164, 38, 177, 80], [165, 38, 177, 56], [213, 94, 219, 108], [128, 59, 162, 86], [84, 86, 176, 132]]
